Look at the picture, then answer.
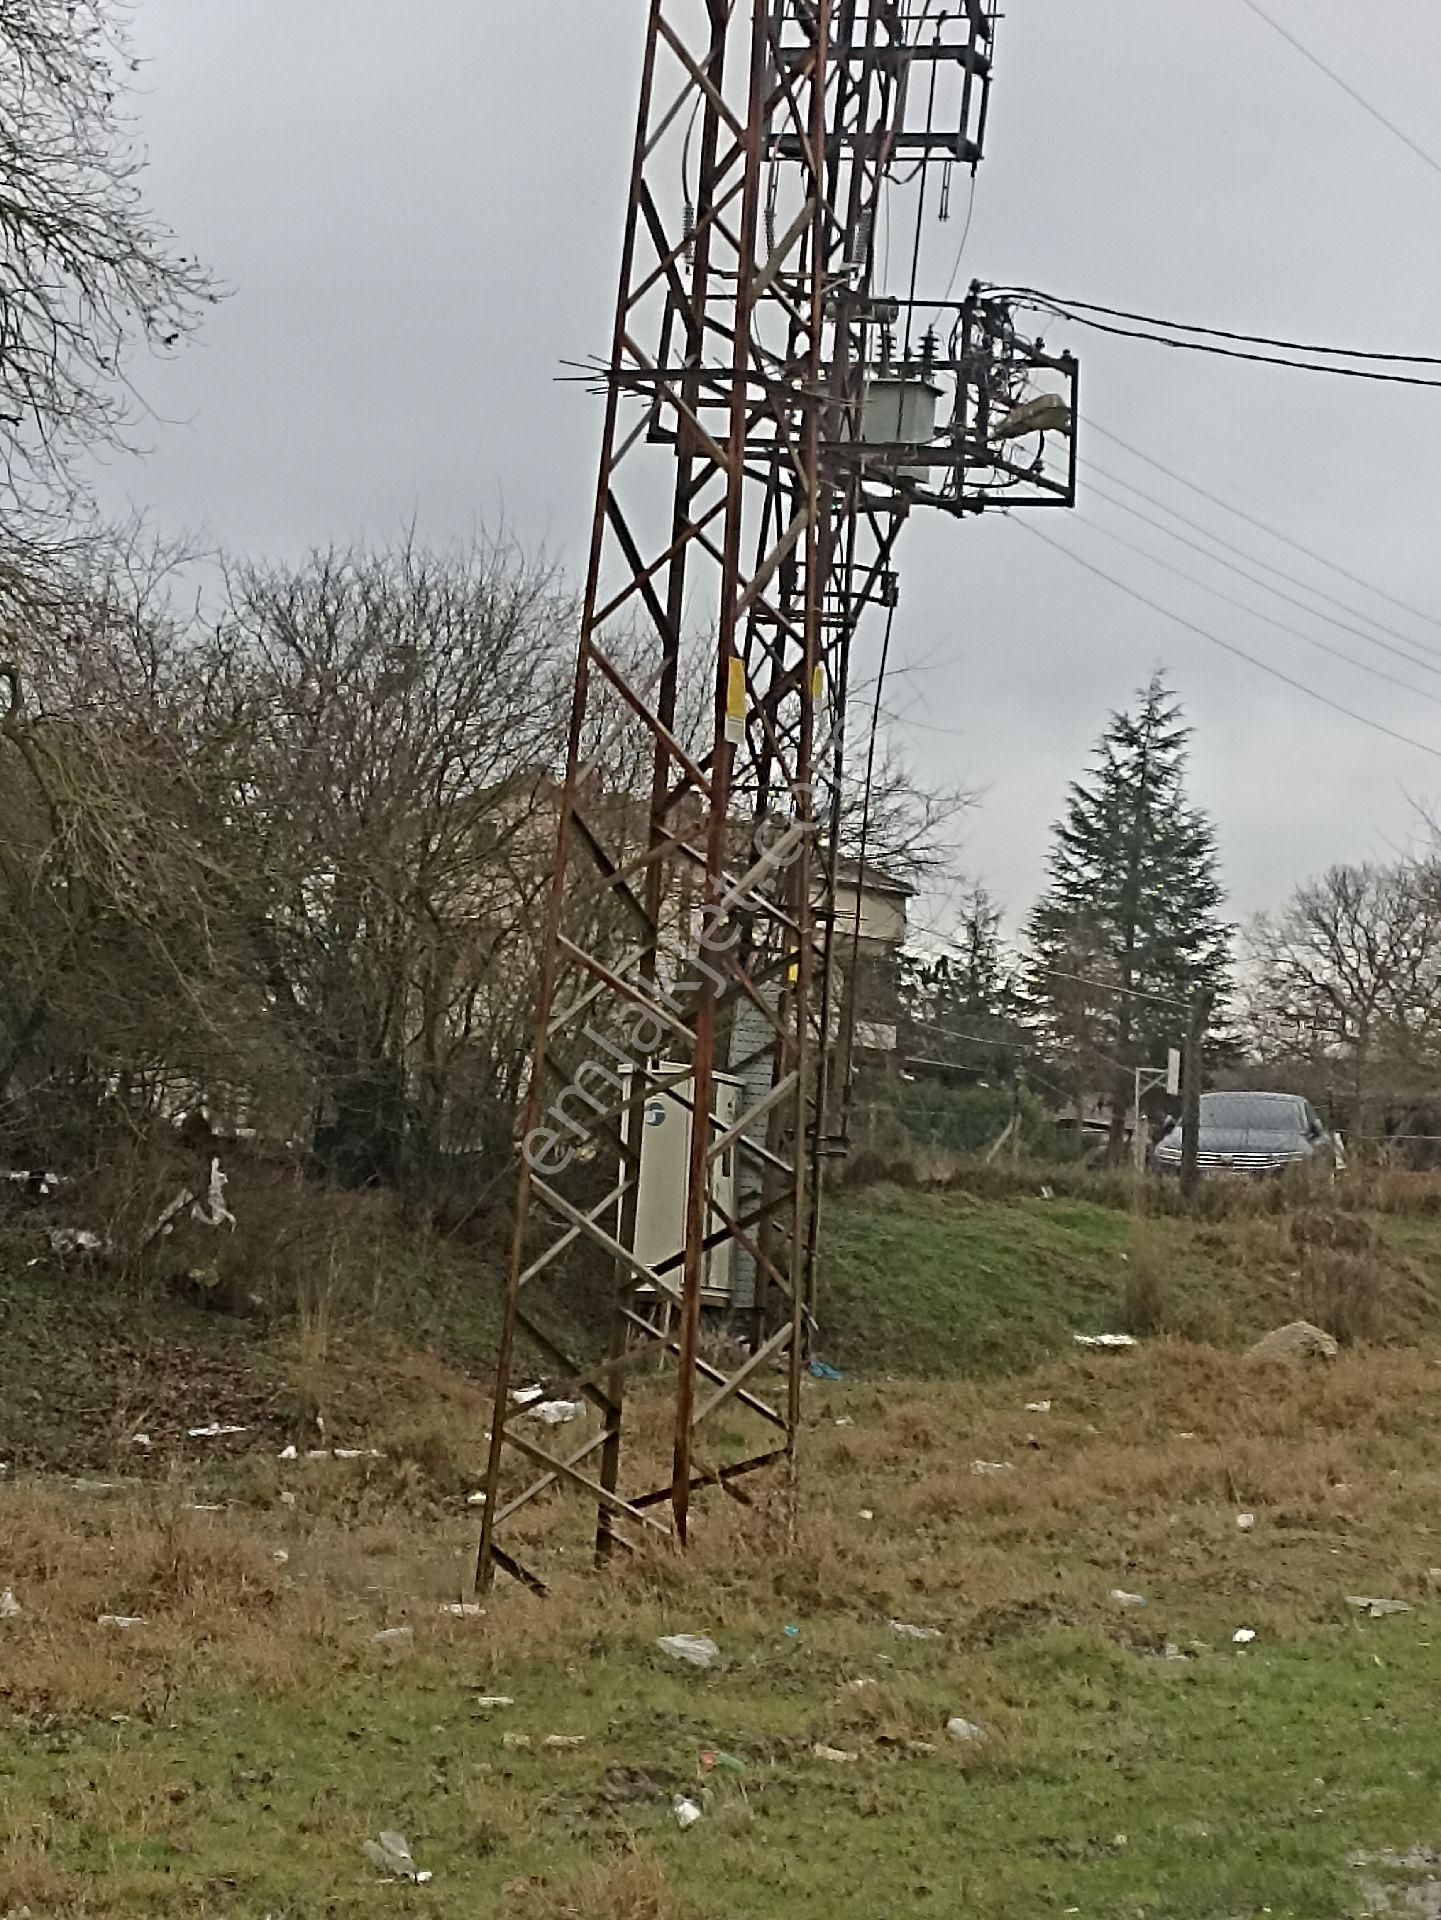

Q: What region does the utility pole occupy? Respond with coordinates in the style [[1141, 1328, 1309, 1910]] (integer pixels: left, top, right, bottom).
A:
[[1009, 1067, 1024, 1168], [475, 1, 1081, 1595], [1179, 993, 1213, 1200], [1131, 1047, 1181, 1179]]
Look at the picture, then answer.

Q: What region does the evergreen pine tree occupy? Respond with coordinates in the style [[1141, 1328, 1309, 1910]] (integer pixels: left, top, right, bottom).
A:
[[1025, 674, 1230, 1153]]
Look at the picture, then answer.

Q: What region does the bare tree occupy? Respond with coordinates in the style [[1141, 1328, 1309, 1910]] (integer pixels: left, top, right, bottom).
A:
[[1246, 861, 1441, 1139], [210, 537, 581, 1196], [0, 0, 215, 594]]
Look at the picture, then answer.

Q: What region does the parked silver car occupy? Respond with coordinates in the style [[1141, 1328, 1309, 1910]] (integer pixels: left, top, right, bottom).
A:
[[1152, 1091, 1337, 1181]]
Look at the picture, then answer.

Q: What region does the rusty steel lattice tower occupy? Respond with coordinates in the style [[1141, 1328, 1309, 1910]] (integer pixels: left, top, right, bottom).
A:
[[478, 0, 1076, 1593]]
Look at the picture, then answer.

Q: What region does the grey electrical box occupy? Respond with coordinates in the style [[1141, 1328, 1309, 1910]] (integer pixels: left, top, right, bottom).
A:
[[620, 1066, 741, 1304], [860, 375, 942, 479]]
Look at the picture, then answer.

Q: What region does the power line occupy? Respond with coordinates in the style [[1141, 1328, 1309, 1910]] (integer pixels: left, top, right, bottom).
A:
[[1006, 514, 1441, 764], [1083, 473, 1441, 690], [1084, 419, 1441, 637], [1087, 461, 1441, 674], [994, 285, 1441, 365], [1236, 0, 1441, 185], [995, 292, 1441, 390], [906, 911, 1191, 1013], [1077, 507, 1441, 710]]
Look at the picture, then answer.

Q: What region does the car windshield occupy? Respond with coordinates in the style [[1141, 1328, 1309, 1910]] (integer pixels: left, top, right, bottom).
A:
[[1199, 1094, 1303, 1136]]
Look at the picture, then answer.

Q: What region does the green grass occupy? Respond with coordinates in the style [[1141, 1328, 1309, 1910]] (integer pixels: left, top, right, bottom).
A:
[[819, 1181, 1441, 1374], [4, 1598, 1439, 1914], [820, 1186, 1129, 1374], [7, 1339, 1441, 1916]]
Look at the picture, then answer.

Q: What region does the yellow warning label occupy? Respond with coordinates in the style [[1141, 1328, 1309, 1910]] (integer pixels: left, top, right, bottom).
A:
[[724, 658, 745, 744], [811, 664, 824, 703]]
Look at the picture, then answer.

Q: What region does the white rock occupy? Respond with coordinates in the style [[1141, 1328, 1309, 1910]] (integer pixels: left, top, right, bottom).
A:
[[946, 1715, 985, 1743]]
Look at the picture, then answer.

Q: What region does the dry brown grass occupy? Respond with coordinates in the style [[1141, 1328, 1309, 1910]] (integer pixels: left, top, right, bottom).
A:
[[515, 1852, 703, 1919], [1, 1341, 1439, 1739]]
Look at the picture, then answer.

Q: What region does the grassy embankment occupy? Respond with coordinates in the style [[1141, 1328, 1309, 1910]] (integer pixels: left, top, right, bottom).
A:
[[3, 1172, 1441, 1914]]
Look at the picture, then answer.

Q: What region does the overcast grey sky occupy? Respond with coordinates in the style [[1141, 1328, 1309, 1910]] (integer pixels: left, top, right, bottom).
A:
[[97, 0, 1441, 937]]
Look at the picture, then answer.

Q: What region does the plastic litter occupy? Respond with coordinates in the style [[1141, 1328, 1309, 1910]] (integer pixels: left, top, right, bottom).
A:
[[673, 1796, 704, 1830], [1232, 1627, 1256, 1644], [277, 1444, 298, 1460], [272, 1549, 289, 1565], [0, 1588, 20, 1618], [859, 1508, 875, 1521], [1110, 1589, 1147, 1608], [970, 1459, 1014, 1476], [783, 1624, 800, 1639], [510, 1384, 545, 1407], [1074, 1333, 1137, 1349], [466, 1491, 488, 1507], [187, 1503, 225, 1513], [98, 1614, 144, 1629], [1346, 1595, 1411, 1618], [1025, 1400, 1052, 1414], [370, 1626, 414, 1648], [888, 1619, 942, 1641], [808, 1360, 844, 1381], [71, 1478, 117, 1493], [49, 1227, 107, 1255], [834, 1415, 855, 1428], [657, 1632, 720, 1668], [439, 1602, 485, 1618], [1236, 1512, 1256, 1532], [475, 1695, 514, 1709], [946, 1716, 985, 1743], [190, 1157, 236, 1230], [363, 1831, 432, 1884], [813, 1743, 859, 1763], [187, 1423, 248, 1439], [524, 1399, 583, 1426], [131, 1433, 152, 1449], [700, 1749, 745, 1773]]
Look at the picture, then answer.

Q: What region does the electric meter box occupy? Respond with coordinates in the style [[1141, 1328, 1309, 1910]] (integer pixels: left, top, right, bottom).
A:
[[620, 1065, 742, 1304]]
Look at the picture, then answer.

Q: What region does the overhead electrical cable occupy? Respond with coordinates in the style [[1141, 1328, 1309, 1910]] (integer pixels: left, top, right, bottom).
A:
[[983, 291, 1441, 390], [1083, 470, 1441, 680], [1005, 515, 1441, 765], [1235, 0, 1441, 185], [1076, 505, 1441, 709], [1084, 419, 1441, 636], [989, 287, 1441, 365]]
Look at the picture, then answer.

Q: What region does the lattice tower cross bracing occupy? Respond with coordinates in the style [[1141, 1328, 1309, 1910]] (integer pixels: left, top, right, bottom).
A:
[[477, 0, 1073, 1595]]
